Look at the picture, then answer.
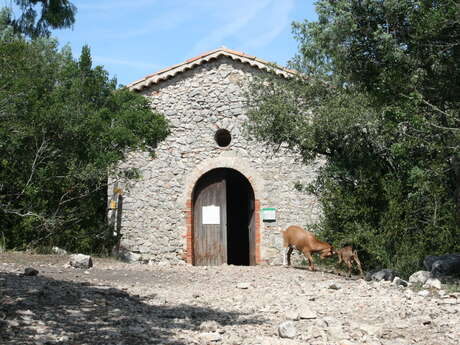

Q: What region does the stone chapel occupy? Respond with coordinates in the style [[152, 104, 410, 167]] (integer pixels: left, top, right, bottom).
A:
[[109, 47, 322, 265]]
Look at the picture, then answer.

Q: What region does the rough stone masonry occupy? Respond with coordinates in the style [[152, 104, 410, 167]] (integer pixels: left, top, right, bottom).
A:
[[110, 49, 323, 265]]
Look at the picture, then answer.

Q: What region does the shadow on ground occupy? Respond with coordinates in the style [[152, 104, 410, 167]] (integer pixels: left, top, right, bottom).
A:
[[290, 265, 363, 280], [0, 271, 265, 345]]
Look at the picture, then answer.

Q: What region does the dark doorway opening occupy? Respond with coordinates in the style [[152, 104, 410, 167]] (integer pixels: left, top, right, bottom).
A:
[[226, 169, 254, 265], [192, 168, 255, 266]]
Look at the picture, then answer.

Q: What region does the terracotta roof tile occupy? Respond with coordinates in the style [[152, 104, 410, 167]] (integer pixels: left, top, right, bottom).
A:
[[127, 47, 296, 91]]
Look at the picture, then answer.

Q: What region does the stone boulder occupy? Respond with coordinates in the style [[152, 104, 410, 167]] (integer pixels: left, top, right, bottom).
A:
[[365, 269, 398, 282], [299, 309, 317, 319], [24, 267, 39, 276], [418, 290, 430, 297], [278, 321, 296, 339], [409, 270, 431, 285], [118, 250, 143, 263], [69, 254, 93, 269], [236, 282, 251, 289], [285, 310, 300, 321], [423, 254, 460, 277], [199, 320, 220, 332], [392, 276, 408, 287], [199, 332, 222, 343], [423, 277, 442, 289]]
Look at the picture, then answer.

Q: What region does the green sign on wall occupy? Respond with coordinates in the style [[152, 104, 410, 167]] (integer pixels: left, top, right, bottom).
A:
[[262, 208, 276, 222]]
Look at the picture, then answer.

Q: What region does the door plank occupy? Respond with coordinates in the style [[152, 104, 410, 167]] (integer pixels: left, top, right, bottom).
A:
[[193, 170, 227, 265]]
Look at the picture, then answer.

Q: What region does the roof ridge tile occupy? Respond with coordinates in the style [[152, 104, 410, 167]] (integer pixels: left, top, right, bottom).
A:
[[127, 47, 296, 90]]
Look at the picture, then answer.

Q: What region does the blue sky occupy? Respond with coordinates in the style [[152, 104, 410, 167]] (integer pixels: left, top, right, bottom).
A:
[[45, 1, 318, 86]]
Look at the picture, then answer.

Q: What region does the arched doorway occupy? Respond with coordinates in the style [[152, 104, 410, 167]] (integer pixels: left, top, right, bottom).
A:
[[192, 168, 255, 266]]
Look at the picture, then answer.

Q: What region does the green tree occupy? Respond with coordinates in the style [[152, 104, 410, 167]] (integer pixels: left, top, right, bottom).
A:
[[0, 22, 169, 253], [247, 0, 460, 277], [5, 0, 76, 37]]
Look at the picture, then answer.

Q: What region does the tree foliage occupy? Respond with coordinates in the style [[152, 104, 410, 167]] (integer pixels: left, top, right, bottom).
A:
[[247, 0, 460, 277], [0, 20, 169, 253], [5, 0, 76, 37]]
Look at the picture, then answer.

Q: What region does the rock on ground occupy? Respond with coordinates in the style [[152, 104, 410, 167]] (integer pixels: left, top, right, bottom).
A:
[[366, 269, 398, 282], [69, 253, 93, 269], [409, 271, 431, 285], [23, 267, 39, 276], [423, 278, 442, 289], [392, 277, 408, 287], [118, 250, 143, 263], [278, 321, 297, 339]]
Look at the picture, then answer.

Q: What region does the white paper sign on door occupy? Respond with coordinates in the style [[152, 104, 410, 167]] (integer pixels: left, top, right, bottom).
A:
[[202, 205, 220, 225]]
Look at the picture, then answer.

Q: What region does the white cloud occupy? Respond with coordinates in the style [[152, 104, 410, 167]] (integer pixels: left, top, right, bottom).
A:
[[189, 0, 295, 55], [242, 0, 295, 50], [190, 0, 271, 54], [106, 7, 192, 39]]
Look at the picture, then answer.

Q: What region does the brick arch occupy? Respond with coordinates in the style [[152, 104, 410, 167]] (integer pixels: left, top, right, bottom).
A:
[[182, 156, 264, 265]]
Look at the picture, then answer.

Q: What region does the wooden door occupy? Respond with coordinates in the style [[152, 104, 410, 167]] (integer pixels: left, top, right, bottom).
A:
[[193, 171, 227, 265]]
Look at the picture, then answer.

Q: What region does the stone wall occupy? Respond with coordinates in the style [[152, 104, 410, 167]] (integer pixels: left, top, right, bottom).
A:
[[111, 56, 322, 265]]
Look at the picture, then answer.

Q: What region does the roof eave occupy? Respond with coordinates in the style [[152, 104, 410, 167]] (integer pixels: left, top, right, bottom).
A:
[[127, 47, 297, 92]]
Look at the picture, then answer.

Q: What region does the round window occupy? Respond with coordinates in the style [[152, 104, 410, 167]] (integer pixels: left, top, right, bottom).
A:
[[214, 129, 232, 147]]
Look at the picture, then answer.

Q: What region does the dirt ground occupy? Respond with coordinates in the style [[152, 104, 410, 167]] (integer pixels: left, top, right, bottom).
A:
[[0, 252, 459, 345]]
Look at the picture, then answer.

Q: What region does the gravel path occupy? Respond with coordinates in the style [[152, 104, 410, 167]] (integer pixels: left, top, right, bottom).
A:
[[0, 252, 458, 345]]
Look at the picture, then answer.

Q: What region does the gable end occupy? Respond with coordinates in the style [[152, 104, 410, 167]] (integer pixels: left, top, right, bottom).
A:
[[127, 47, 297, 92]]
